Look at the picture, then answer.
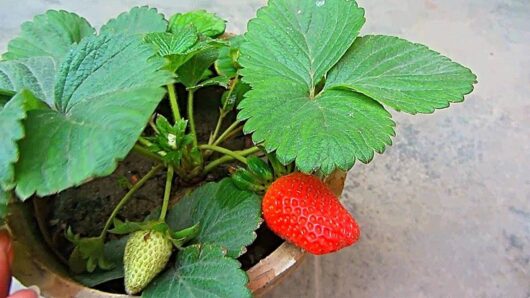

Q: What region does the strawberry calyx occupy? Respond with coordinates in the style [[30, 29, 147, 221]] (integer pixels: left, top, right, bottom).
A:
[[110, 218, 200, 248], [66, 228, 114, 273], [230, 151, 294, 193]]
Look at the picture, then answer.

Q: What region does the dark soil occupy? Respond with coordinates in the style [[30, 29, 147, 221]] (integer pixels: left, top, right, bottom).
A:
[[32, 84, 283, 288]]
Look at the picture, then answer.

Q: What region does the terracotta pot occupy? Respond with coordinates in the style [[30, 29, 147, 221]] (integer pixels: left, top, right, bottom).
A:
[[7, 171, 347, 298]]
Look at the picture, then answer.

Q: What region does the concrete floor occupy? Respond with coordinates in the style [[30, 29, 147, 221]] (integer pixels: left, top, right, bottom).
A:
[[1, 0, 529, 297]]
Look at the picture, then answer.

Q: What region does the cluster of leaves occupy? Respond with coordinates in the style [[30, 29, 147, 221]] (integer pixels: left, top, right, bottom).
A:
[[0, 5, 257, 297], [0, 8, 173, 201], [0, 0, 477, 296], [77, 179, 260, 298], [0, 5, 244, 200], [144, 116, 203, 177]]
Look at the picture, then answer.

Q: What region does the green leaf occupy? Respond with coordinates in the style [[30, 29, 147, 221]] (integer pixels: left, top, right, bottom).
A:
[[66, 231, 114, 273], [176, 47, 219, 88], [326, 35, 477, 114], [74, 236, 128, 287], [191, 76, 230, 90], [240, 0, 365, 91], [0, 57, 57, 106], [14, 34, 172, 199], [145, 27, 198, 57], [100, 6, 167, 36], [3, 10, 95, 62], [167, 179, 261, 257], [241, 86, 395, 173], [240, 0, 397, 173], [109, 219, 145, 235], [163, 38, 226, 73], [0, 90, 38, 190], [215, 35, 244, 78], [169, 10, 226, 38], [143, 244, 251, 298]]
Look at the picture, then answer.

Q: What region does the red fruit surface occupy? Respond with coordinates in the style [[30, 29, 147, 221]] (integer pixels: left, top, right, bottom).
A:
[[262, 172, 360, 255]]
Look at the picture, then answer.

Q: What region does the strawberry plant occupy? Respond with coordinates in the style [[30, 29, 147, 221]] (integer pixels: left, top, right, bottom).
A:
[[0, 0, 476, 297]]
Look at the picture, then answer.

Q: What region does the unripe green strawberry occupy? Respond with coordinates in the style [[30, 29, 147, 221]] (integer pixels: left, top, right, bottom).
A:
[[263, 172, 360, 255], [124, 230, 173, 294]]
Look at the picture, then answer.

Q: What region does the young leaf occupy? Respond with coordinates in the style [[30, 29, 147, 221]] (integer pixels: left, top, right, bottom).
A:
[[162, 38, 226, 73], [0, 90, 38, 190], [145, 27, 198, 57], [326, 35, 477, 114], [169, 10, 226, 38], [191, 76, 230, 90], [100, 6, 167, 36], [176, 47, 219, 88], [167, 179, 261, 257], [109, 219, 145, 235], [13, 34, 173, 199], [74, 236, 129, 287], [66, 230, 114, 273], [0, 57, 57, 106], [2, 10, 95, 62], [215, 35, 244, 78], [143, 244, 251, 298]]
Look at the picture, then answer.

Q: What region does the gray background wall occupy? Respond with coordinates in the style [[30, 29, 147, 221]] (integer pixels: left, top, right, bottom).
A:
[[1, 0, 529, 297]]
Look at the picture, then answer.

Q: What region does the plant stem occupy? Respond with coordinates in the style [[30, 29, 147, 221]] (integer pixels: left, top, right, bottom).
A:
[[209, 110, 226, 145], [199, 144, 249, 164], [167, 84, 181, 123], [99, 164, 164, 239], [209, 76, 239, 144], [221, 126, 243, 143], [187, 90, 198, 147], [138, 136, 153, 147], [133, 144, 164, 163], [159, 166, 174, 221], [148, 116, 159, 134], [203, 146, 260, 173], [213, 120, 241, 146]]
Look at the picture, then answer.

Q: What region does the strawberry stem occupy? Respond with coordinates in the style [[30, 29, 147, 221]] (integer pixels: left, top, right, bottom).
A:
[[99, 164, 164, 239], [187, 90, 198, 147], [213, 120, 241, 146], [203, 146, 260, 173], [167, 84, 181, 123], [209, 75, 239, 145], [132, 144, 164, 164], [137, 136, 153, 147], [199, 144, 249, 164], [159, 166, 174, 221]]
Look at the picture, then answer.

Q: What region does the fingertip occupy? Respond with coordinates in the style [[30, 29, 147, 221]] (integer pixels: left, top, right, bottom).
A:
[[0, 230, 13, 265], [8, 289, 39, 298]]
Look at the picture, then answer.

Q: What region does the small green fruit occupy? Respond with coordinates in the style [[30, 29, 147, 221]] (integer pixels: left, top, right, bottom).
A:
[[124, 230, 173, 295]]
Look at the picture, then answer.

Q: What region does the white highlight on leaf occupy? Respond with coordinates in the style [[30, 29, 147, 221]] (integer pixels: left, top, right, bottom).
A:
[[316, 0, 326, 7], [168, 133, 177, 149]]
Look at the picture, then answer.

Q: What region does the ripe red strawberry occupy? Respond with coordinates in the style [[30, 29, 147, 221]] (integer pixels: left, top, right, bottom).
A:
[[262, 172, 360, 255]]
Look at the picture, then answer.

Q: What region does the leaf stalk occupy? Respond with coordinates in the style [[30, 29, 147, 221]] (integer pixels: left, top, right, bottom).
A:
[[203, 146, 260, 173], [167, 84, 181, 123], [159, 166, 174, 221]]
